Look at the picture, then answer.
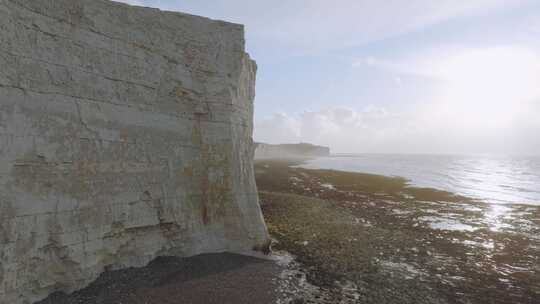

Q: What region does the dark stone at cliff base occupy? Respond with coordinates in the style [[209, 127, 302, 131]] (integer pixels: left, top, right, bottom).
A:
[[36, 253, 281, 304]]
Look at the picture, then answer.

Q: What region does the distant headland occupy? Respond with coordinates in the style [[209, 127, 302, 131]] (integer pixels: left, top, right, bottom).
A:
[[254, 142, 330, 159]]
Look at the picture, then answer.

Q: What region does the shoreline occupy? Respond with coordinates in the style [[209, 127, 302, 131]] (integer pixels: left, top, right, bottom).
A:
[[293, 155, 540, 207], [256, 159, 539, 304]]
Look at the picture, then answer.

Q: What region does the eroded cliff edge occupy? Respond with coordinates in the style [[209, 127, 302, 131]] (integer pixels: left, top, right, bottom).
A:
[[0, 0, 269, 302]]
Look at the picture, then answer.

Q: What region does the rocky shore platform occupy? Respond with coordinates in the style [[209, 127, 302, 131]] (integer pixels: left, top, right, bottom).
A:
[[257, 159, 539, 304]]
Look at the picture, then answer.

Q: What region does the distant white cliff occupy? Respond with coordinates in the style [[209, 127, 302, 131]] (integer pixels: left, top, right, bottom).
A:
[[254, 142, 331, 159]]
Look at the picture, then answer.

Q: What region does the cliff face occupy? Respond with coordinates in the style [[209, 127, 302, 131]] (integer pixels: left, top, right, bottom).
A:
[[254, 143, 331, 159], [0, 0, 268, 302]]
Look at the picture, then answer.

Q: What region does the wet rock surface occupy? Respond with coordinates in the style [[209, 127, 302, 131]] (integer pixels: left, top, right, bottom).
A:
[[256, 159, 540, 304]]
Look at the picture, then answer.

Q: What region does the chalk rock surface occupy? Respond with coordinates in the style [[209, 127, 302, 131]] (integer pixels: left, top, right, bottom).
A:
[[0, 0, 268, 302]]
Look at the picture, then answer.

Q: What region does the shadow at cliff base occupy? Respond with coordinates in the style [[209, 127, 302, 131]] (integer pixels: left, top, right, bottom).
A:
[[36, 253, 280, 304], [151, 253, 268, 286]]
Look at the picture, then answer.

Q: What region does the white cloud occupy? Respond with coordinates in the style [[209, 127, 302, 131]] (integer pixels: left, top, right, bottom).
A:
[[255, 106, 414, 153], [354, 45, 540, 129], [255, 102, 540, 155], [267, 45, 540, 153]]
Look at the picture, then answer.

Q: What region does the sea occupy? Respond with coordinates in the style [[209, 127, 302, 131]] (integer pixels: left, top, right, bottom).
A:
[[299, 154, 540, 206]]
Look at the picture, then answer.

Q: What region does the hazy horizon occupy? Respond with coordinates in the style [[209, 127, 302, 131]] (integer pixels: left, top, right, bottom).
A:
[[257, 147, 540, 157], [118, 0, 540, 155]]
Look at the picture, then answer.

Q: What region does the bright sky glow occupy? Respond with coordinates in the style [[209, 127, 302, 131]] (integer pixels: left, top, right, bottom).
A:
[[117, 0, 540, 155]]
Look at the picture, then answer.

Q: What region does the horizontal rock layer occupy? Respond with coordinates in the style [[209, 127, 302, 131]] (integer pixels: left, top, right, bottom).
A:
[[0, 0, 268, 303]]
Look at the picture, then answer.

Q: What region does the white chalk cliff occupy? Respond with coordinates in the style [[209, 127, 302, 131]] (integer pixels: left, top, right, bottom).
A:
[[0, 0, 269, 302]]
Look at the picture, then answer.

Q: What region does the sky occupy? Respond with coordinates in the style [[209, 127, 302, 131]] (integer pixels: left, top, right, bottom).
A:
[[117, 0, 540, 155]]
